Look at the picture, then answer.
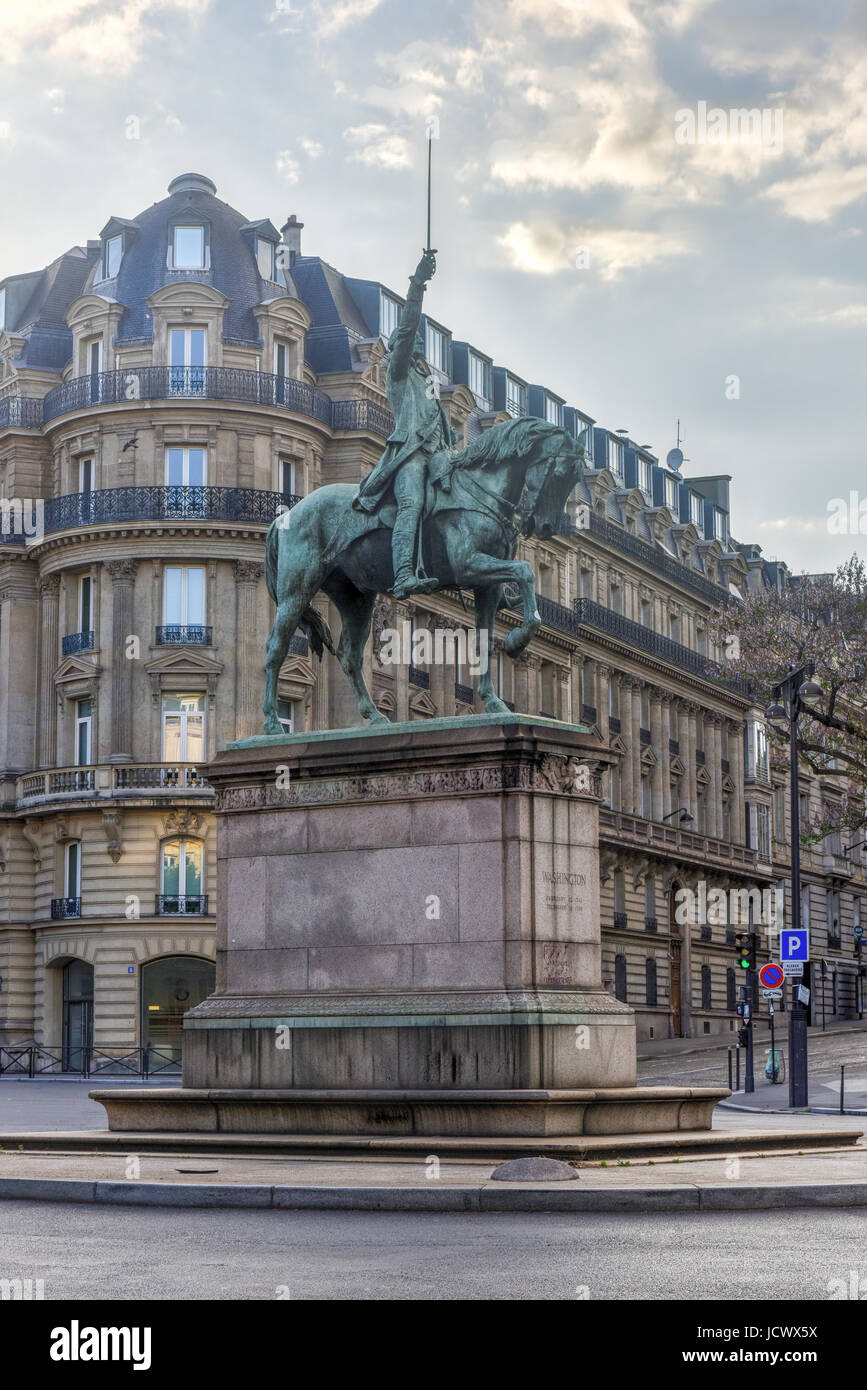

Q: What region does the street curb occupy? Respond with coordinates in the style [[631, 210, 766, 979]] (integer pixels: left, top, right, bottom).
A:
[[3, 1174, 867, 1213], [719, 1100, 867, 1118]]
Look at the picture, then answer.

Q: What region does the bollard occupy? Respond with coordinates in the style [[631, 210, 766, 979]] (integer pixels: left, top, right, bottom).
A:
[[727, 1047, 733, 1091], [840, 1064, 845, 1114]]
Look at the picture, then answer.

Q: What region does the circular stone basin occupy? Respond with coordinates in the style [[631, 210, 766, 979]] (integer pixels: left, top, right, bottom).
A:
[[490, 1157, 578, 1183]]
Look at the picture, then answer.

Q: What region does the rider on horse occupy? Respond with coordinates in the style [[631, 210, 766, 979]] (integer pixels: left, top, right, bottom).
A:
[[351, 250, 457, 600]]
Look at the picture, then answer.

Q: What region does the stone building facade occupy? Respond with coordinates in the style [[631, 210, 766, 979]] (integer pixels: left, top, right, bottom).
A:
[[0, 172, 862, 1066]]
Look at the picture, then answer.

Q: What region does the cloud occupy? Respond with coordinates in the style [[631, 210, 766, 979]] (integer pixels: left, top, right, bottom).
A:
[[0, 0, 213, 74], [343, 123, 412, 169], [313, 0, 385, 38], [497, 220, 691, 278], [276, 150, 301, 182], [298, 137, 323, 158]]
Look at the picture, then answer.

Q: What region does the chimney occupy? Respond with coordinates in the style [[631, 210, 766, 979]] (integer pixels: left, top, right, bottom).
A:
[[280, 215, 303, 267]]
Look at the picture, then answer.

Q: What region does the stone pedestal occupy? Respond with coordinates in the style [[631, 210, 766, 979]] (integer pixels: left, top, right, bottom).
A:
[[93, 715, 724, 1137]]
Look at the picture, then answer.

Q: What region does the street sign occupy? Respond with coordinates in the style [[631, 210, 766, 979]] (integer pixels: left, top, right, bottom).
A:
[[781, 929, 809, 962], [783, 959, 804, 977], [796, 984, 811, 1006], [760, 962, 784, 989], [855, 925, 864, 941], [762, 988, 783, 1000]]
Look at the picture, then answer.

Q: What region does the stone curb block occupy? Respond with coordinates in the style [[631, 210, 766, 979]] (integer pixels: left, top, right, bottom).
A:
[[3, 1176, 867, 1212]]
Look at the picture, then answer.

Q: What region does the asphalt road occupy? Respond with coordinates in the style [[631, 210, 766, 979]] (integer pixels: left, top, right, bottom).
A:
[[1, 1201, 864, 1300]]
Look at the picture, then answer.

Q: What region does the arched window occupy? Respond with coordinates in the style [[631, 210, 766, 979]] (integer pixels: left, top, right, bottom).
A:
[[141, 955, 216, 1065], [701, 964, 712, 1011], [158, 839, 205, 915], [614, 954, 627, 1002], [645, 958, 657, 1007]]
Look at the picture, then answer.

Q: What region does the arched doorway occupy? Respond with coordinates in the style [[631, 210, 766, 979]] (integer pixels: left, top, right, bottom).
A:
[[668, 883, 683, 1037], [62, 959, 94, 1072], [140, 956, 215, 1067]]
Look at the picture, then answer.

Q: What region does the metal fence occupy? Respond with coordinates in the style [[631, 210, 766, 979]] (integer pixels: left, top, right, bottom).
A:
[[0, 1044, 180, 1078]]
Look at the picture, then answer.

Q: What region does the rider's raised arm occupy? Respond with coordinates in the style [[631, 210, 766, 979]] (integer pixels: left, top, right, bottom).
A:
[[389, 252, 436, 382]]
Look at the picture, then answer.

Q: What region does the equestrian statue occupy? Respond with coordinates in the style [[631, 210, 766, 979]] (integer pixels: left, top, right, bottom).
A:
[[262, 248, 586, 732]]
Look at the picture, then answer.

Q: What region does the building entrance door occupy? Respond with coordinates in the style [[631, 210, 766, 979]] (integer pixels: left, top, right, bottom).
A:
[[62, 959, 94, 1072]]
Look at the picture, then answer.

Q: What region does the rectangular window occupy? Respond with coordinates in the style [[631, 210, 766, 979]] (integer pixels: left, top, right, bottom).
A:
[[165, 446, 207, 487], [425, 323, 450, 375], [79, 575, 92, 633], [665, 475, 678, 509], [75, 698, 92, 766], [608, 438, 623, 476], [162, 692, 205, 762], [689, 494, 703, 528], [173, 225, 205, 269], [279, 457, 302, 498], [256, 237, 275, 280], [380, 292, 402, 338], [753, 722, 770, 783], [169, 327, 206, 395], [468, 353, 491, 408], [639, 458, 653, 496], [801, 884, 810, 931], [826, 888, 841, 941], [79, 458, 93, 492], [714, 509, 728, 544], [773, 784, 786, 840], [277, 698, 296, 734], [505, 376, 527, 417], [755, 804, 771, 861], [163, 567, 205, 625], [0, 287, 5, 332], [104, 234, 123, 278], [65, 842, 81, 899], [545, 396, 564, 427]]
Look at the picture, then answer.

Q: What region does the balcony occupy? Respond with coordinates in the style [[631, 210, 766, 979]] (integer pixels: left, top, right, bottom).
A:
[[51, 898, 81, 920], [18, 763, 211, 808], [613, 911, 628, 928], [560, 508, 730, 607], [155, 894, 209, 916], [572, 599, 753, 698], [62, 630, 95, 656], [455, 681, 475, 705], [409, 666, 430, 689], [645, 916, 658, 933], [0, 368, 396, 440], [824, 852, 855, 882], [599, 807, 759, 871], [155, 625, 212, 646]]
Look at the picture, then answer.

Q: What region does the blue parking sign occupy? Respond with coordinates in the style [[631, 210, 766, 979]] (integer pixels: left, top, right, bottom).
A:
[[781, 929, 809, 961]]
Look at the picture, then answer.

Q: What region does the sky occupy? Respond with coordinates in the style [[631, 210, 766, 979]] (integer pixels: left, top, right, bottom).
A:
[[1, 0, 865, 573]]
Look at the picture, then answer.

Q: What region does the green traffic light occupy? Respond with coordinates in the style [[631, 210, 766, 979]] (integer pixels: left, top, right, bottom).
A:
[[739, 956, 750, 969]]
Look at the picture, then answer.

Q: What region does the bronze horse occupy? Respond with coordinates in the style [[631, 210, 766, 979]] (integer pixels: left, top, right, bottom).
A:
[[262, 417, 586, 731]]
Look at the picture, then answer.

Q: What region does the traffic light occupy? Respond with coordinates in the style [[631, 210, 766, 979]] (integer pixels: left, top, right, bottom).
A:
[[737, 1026, 750, 1048], [735, 932, 756, 971]]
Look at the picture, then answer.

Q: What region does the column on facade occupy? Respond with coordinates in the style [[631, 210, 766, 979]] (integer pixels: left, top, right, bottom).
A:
[[676, 699, 690, 821], [234, 560, 264, 741], [570, 654, 583, 727], [630, 679, 642, 816], [650, 686, 665, 822], [619, 673, 634, 814], [711, 715, 725, 840], [660, 695, 674, 820], [685, 701, 698, 821], [106, 559, 138, 763], [596, 662, 610, 739], [728, 719, 746, 844], [37, 573, 61, 769]]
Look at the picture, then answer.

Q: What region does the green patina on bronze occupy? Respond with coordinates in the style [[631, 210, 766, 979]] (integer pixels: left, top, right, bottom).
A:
[[261, 250, 586, 734]]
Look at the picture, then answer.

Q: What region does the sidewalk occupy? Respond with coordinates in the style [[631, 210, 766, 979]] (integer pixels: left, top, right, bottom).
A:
[[0, 1138, 864, 1213], [637, 1015, 867, 1062]]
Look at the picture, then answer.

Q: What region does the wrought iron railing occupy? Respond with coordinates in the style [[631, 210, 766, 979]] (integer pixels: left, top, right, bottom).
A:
[[0, 395, 43, 430], [613, 911, 628, 928], [288, 634, 309, 656], [42, 367, 334, 426], [155, 625, 212, 646], [409, 666, 430, 689], [536, 594, 583, 636], [581, 704, 597, 724], [560, 509, 730, 607], [645, 917, 658, 933], [51, 898, 81, 919], [455, 681, 475, 705], [155, 894, 209, 915], [0, 1044, 181, 1077], [62, 630, 94, 655], [0, 486, 301, 544], [572, 598, 753, 697], [332, 397, 394, 436]]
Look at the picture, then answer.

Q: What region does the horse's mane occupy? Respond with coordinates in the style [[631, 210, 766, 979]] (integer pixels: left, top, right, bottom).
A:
[[453, 417, 577, 472]]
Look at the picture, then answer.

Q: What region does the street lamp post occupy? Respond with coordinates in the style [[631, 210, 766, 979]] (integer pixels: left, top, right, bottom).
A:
[[766, 662, 823, 1109]]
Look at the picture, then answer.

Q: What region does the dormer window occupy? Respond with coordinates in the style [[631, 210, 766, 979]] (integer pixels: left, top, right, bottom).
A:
[[689, 493, 703, 528], [104, 234, 123, 279], [664, 474, 678, 510], [468, 352, 492, 410], [256, 236, 275, 281], [173, 225, 205, 269], [0, 286, 7, 332], [380, 292, 402, 339], [608, 438, 623, 476], [426, 321, 451, 376], [638, 457, 653, 497], [545, 395, 563, 427], [505, 375, 527, 418], [713, 509, 728, 544]]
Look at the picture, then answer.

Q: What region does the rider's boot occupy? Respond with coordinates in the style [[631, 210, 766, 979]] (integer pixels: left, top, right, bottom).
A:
[[391, 508, 438, 599]]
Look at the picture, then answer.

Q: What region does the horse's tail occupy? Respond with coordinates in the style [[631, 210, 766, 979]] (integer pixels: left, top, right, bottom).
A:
[[299, 606, 335, 660], [264, 518, 280, 603]]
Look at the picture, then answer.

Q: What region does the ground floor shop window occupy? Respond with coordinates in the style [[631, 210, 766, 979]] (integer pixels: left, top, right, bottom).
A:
[[140, 956, 216, 1066]]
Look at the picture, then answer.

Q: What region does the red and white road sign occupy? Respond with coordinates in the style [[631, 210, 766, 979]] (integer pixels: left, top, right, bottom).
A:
[[759, 962, 784, 990]]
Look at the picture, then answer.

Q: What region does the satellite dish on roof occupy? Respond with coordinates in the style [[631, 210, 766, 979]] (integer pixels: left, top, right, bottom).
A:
[[666, 447, 683, 472]]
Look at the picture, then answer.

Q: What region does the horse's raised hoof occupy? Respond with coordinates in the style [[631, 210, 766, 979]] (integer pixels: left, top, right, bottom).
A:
[[504, 621, 540, 656]]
